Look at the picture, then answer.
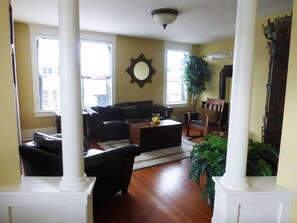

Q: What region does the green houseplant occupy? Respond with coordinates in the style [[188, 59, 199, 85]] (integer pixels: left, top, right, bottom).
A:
[[183, 55, 211, 111], [189, 133, 279, 204]]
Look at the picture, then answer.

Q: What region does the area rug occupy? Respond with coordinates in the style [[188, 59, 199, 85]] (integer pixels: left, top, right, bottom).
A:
[[98, 138, 196, 170]]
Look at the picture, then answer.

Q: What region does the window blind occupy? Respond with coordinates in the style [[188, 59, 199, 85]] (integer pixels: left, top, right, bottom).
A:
[[36, 37, 113, 111]]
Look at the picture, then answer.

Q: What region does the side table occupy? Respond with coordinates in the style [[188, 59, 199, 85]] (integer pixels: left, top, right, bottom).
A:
[[55, 111, 89, 136]]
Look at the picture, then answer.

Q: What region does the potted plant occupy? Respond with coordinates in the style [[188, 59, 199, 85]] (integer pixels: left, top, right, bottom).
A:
[[183, 55, 211, 111], [189, 133, 279, 205]]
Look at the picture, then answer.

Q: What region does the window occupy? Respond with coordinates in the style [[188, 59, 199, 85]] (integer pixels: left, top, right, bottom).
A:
[[164, 42, 192, 106], [30, 25, 116, 116], [80, 41, 112, 107], [37, 37, 60, 111]]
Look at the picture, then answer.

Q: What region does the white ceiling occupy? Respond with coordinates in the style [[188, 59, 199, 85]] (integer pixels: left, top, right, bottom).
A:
[[11, 0, 293, 44]]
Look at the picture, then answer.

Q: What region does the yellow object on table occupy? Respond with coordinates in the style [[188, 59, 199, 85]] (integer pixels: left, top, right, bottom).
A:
[[151, 113, 160, 123]]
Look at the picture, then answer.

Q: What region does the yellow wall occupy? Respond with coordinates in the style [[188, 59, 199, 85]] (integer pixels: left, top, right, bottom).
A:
[[0, 0, 21, 186], [14, 12, 292, 143], [193, 39, 234, 104], [14, 23, 55, 130], [116, 36, 164, 104], [15, 25, 192, 132], [193, 12, 290, 142], [277, 0, 297, 221]]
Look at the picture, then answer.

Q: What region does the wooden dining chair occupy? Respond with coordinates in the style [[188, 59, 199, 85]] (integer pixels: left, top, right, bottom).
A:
[[186, 98, 225, 140]]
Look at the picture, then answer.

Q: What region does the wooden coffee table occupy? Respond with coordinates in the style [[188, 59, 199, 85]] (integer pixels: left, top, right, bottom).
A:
[[129, 119, 182, 152]]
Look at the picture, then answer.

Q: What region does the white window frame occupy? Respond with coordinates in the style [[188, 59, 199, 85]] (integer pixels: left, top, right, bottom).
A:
[[163, 41, 192, 107], [29, 24, 116, 117]]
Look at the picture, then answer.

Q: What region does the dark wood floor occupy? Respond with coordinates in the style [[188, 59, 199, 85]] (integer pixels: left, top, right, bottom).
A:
[[91, 126, 213, 223]]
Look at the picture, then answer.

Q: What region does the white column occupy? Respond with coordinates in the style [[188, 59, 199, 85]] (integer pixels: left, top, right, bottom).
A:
[[220, 0, 258, 191], [58, 0, 89, 191]]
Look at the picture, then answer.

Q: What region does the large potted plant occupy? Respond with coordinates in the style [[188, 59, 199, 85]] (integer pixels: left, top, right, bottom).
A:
[[183, 55, 211, 111], [189, 133, 279, 205]]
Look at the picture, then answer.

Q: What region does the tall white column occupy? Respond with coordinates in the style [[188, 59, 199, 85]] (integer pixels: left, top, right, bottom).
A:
[[220, 0, 258, 191], [58, 0, 89, 191]]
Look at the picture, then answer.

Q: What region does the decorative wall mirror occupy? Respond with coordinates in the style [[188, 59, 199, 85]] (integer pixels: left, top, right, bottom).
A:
[[126, 53, 156, 88]]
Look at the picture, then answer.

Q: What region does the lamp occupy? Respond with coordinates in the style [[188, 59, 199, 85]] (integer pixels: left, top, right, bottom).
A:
[[151, 8, 179, 29]]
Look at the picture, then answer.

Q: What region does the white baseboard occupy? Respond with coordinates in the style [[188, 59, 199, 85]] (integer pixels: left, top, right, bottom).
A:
[[21, 127, 57, 142]]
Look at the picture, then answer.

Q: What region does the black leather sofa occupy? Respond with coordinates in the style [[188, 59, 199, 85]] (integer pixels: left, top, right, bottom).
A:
[[85, 100, 173, 142], [19, 133, 141, 203]]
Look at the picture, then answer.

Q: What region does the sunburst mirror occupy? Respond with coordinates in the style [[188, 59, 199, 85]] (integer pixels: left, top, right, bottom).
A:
[[126, 53, 156, 88]]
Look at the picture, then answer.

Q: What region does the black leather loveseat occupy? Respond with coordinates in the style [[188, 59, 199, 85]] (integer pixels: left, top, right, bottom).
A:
[[85, 100, 173, 142], [19, 132, 141, 203]]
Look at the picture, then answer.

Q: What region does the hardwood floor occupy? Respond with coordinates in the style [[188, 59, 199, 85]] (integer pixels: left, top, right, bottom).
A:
[[91, 126, 213, 223]]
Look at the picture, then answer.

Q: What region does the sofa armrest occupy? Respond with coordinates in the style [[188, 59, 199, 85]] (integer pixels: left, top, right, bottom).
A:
[[155, 104, 173, 119], [85, 106, 100, 118], [85, 107, 104, 139], [84, 144, 141, 168], [19, 144, 63, 176]]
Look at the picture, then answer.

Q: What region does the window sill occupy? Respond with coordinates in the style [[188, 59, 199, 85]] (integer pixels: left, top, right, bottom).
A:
[[166, 103, 189, 108], [34, 111, 56, 117]]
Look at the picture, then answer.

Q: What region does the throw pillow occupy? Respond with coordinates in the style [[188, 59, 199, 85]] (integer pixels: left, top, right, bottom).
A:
[[97, 106, 121, 121], [34, 132, 89, 155], [135, 100, 154, 107], [52, 133, 89, 155], [138, 105, 157, 118], [120, 105, 139, 119], [33, 132, 63, 155]]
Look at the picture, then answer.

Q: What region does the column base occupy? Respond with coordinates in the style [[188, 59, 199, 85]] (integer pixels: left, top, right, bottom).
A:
[[59, 173, 90, 192], [220, 173, 250, 191], [212, 176, 295, 223]]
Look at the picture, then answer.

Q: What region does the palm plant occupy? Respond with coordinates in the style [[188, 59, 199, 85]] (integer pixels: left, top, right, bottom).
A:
[[189, 133, 279, 205]]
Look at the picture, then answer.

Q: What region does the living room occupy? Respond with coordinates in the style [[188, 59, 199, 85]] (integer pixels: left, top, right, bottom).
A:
[[1, 0, 297, 222]]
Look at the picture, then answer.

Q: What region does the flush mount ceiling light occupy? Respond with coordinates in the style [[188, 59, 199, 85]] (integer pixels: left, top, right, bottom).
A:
[[151, 8, 179, 29]]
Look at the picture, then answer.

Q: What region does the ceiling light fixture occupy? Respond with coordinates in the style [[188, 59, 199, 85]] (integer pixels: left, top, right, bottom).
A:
[[151, 8, 179, 29]]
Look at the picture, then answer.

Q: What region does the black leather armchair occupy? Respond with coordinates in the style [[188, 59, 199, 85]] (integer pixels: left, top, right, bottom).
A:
[[19, 142, 141, 202]]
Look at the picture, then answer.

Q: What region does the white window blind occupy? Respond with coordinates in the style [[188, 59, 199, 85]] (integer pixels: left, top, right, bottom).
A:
[[37, 37, 60, 111], [36, 37, 113, 112]]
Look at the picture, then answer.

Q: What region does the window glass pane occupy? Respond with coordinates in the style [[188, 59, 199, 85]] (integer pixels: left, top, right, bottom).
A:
[[166, 50, 189, 105], [81, 41, 112, 107], [37, 37, 60, 111], [36, 37, 113, 112]]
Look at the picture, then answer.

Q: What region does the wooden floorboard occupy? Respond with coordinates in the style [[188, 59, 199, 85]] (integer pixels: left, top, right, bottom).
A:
[[91, 125, 213, 223]]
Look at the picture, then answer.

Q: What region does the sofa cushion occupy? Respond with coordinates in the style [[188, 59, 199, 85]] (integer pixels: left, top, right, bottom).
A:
[[120, 105, 139, 119], [103, 121, 129, 140], [33, 132, 89, 155], [138, 105, 157, 118], [114, 102, 135, 107], [123, 118, 149, 123], [134, 100, 154, 107], [33, 132, 63, 155], [52, 133, 90, 155], [97, 106, 122, 121]]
